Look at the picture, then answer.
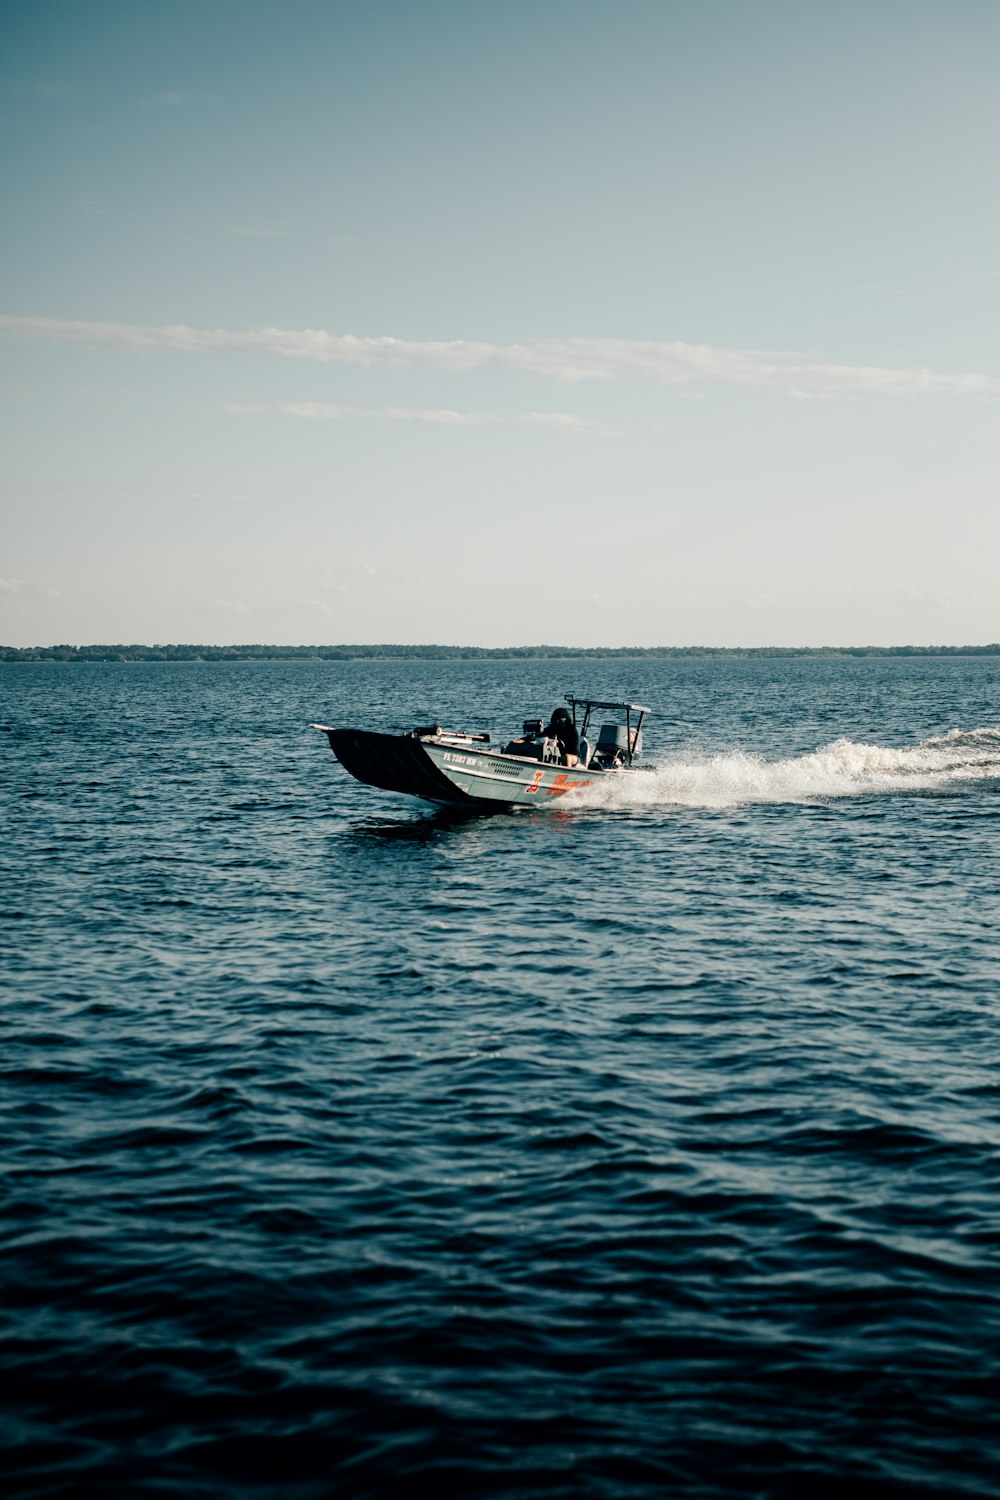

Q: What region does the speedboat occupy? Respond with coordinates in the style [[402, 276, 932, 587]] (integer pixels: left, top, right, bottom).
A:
[[312, 696, 651, 809]]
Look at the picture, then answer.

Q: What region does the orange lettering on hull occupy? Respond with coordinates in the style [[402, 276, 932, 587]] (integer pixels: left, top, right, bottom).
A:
[[546, 773, 588, 797]]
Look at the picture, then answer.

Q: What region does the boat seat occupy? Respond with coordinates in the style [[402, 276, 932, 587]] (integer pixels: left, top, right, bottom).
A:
[[577, 735, 592, 768]]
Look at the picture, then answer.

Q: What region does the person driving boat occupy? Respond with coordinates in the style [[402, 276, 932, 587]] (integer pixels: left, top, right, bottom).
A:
[[543, 706, 579, 766]]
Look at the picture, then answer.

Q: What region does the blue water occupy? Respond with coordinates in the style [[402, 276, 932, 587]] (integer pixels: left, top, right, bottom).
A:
[[3, 657, 1000, 1498]]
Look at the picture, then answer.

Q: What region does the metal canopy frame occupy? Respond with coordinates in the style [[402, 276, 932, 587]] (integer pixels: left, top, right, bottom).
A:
[[564, 696, 651, 766]]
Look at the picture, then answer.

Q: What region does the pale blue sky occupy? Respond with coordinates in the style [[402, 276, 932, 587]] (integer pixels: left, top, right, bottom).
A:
[[2, 0, 998, 646]]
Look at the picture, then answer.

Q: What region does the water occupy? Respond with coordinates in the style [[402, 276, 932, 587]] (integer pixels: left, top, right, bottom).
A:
[[3, 656, 1000, 1498]]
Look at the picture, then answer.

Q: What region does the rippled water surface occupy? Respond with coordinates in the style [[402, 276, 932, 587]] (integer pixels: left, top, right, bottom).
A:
[[3, 657, 1000, 1498]]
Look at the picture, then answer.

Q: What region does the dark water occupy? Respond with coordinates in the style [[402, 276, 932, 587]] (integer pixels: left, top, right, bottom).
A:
[[3, 657, 1000, 1498]]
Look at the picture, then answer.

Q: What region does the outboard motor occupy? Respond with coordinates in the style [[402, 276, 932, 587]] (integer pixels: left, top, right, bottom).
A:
[[595, 723, 642, 767]]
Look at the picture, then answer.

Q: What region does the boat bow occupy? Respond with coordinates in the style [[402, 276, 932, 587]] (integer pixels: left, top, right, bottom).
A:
[[312, 726, 478, 804]]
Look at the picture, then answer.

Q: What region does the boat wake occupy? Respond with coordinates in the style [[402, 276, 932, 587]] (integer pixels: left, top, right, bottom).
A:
[[577, 727, 1000, 809]]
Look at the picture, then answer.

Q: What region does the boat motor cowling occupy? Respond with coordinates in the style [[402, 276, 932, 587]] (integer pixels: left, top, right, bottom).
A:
[[595, 722, 642, 765]]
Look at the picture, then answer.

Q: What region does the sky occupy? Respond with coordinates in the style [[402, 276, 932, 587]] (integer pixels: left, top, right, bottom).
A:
[[1, 0, 998, 648]]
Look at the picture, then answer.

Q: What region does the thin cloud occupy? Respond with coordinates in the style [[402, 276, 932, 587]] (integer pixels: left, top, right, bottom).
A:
[[384, 405, 487, 426], [0, 577, 60, 600], [2, 314, 997, 399], [277, 402, 370, 421], [235, 400, 617, 432]]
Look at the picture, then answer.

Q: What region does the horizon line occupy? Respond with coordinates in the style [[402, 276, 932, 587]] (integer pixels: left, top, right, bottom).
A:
[[4, 642, 1000, 659]]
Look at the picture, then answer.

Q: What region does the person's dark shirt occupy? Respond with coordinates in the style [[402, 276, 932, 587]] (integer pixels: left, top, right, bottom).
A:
[[544, 716, 579, 760]]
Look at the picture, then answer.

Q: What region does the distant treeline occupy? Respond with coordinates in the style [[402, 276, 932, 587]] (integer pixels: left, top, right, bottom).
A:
[[4, 643, 1000, 663]]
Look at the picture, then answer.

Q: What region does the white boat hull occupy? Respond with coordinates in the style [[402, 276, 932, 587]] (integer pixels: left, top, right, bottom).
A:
[[315, 727, 604, 808], [422, 740, 597, 805]]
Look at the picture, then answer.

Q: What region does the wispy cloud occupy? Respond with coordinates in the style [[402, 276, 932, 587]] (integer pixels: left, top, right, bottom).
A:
[[2, 314, 998, 399], [232, 225, 288, 239], [0, 576, 60, 601], [231, 400, 619, 433], [276, 402, 367, 421], [383, 405, 489, 427]]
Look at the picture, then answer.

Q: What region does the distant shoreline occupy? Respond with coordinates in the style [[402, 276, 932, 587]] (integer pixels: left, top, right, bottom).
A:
[[3, 643, 1000, 663]]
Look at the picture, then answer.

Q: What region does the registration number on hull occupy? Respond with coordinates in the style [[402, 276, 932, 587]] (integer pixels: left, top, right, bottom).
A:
[[440, 753, 590, 798]]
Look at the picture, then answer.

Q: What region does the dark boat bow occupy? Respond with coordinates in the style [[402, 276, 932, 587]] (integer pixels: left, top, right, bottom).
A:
[[316, 727, 477, 805]]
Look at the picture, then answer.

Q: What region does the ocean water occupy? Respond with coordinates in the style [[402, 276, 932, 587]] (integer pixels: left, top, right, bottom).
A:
[[3, 655, 1000, 1499]]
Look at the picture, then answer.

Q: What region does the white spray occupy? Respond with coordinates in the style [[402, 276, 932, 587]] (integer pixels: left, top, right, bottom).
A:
[[575, 728, 1000, 810]]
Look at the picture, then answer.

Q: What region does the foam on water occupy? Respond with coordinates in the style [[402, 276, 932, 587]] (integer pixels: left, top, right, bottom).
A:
[[579, 726, 1000, 808]]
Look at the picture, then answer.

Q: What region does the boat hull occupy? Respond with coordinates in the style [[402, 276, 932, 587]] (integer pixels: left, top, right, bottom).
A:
[[319, 728, 598, 808], [422, 740, 596, 806]]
